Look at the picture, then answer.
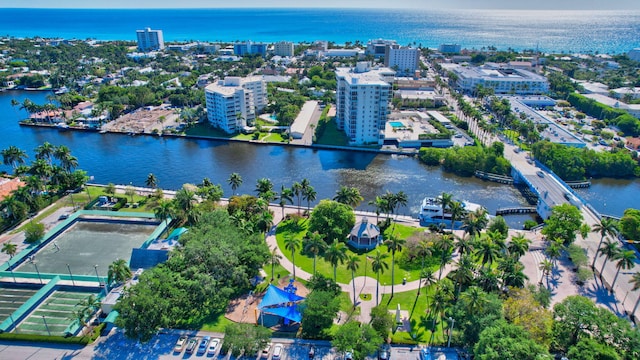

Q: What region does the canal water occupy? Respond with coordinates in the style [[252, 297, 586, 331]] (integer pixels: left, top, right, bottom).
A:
[[1, 91, 637, 226]]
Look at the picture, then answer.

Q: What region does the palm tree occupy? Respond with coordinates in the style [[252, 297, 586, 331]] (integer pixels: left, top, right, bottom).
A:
[[454, 236, 474, 256], [303, 232, 326, 275], [283, 235, 302, 279], [421, 268, 437, 309], [291, 181, 303, 213], [545, 239, 564, 267], [145, 173, 158, 189], [324, 240, 347, 282], [417, 239, 433, 295], [302, 185, 317, 213], [507, 233, 531, 259], [368, 196, 388, 225], [384, 234, 406, 297], [333, 186, 363, 208], [474, 235, 501, 269], [35, 142, 55, 164], [462, 208, 488, 240], [1, 146, 28, 172], [629, 272, 640, 317], [269, 246, 282, 281], [277, 185, 294, 220], [227, 172, 243, 195], [107, 258, 132, 287], [346, 255, 360, 307], [439, 192, 453, 228], [392, 191, 408, 218], [598, 239, 621, 276], [448, 201, 465, 231], [154, 199, 173, 229], [539, 259, 553, 288], [255, 178, 274, 201], [611, 250, 636, 289], [1, 242, 18, 266], [450, 254, 475, 298], [591, 218, 619, 268], [434, 234, 454, 280], [370, 249, 389, 306]]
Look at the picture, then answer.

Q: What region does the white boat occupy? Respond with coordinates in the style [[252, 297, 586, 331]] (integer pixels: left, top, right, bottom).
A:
[[418, 196, 485, 228]]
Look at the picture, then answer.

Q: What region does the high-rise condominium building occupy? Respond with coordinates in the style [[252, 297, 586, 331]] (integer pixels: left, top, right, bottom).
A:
[[205, 76, 267, 133], [336, 62, 395, 145], [136, 28, 164, 51]]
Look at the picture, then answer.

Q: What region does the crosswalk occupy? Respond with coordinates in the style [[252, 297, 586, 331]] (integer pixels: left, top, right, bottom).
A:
[[530, 249, 548, 283]]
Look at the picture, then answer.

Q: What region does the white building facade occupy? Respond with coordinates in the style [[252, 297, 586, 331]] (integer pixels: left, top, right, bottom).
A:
[[205, 76, 267, 133], [384, 46, 420, 76], [447, 64, 549, 95], [273, 41, 295, 57], [336, 62, 395, 145], [136, 28, 164, 51]]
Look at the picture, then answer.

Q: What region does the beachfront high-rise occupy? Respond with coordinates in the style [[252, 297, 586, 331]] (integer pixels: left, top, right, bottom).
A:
[[336, 62, 395, 145], [136, 28, 164, 51], [205, 76, 267, 133], [384, 46, 420, 76], [273, 41, 295, 57]]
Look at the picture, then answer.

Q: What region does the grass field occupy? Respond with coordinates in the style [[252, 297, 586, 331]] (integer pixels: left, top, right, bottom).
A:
[[381, 287, 448, 345], [314, 118, 349, 146], [275, 219, 433, 285]]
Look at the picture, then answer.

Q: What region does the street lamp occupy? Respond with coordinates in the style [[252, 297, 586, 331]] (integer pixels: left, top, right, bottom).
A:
[[66, 263, 75, 286], [94, 265, 101, 286], [9, 314, 18, 333], [448, 317, 456, 348], [8, 257, 16, 283], [42, 315, 51, 336], [33, 261, 42, 284]]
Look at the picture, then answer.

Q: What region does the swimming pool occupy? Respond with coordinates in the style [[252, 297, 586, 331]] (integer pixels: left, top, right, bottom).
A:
[[389, 121, 404, 128]]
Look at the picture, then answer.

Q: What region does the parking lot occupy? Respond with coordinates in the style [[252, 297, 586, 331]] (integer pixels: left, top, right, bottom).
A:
[[0, 328, 463, 360]]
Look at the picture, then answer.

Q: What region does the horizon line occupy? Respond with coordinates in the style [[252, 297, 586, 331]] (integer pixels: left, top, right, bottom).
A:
[[2, 7, 640, 11]]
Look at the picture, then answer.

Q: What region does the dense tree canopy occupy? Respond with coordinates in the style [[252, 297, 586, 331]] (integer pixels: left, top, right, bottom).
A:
[[307, 199, 355, 243], [541, 204, 583, 245], [532, 141, 638, 180], [473, 321, 550, 360], [418, 145, 511, 177], [115, 209, 269, 341]]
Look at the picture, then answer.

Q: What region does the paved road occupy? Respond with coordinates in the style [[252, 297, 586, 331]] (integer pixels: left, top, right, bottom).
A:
[[443, 86, 640, 321]]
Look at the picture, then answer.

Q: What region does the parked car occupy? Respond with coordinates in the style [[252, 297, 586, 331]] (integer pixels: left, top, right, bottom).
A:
[[186, 337, 200, 354], [272, 344, 283, 360], [537, 171, 545, 178], [308, 345, 315, 359], [197, 336, 210, 355], [174, 335, 188, 353], [261, 343, 272, 358], [378, 346, 390, 360], [208, 338, 221, 356], [58, 214, 69, 220]]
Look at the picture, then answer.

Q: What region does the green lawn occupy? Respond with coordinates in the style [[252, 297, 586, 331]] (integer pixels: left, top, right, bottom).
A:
[[260, 132, 286, 142], [275, 219, 429, 285], [185, 123, 234, 138], [381, 287, 448, 345], [314, 118, 349, 146]]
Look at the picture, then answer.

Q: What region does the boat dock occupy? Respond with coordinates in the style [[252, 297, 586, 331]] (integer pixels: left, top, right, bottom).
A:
[[495, 207, 537, 216], [474, 170, 514, 185]]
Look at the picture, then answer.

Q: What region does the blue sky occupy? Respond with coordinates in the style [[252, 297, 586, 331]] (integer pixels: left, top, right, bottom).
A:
[[4, 0, 640, 10]]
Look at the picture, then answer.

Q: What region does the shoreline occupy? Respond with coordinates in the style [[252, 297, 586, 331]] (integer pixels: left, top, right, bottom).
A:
[[17, 121, 420, 157]]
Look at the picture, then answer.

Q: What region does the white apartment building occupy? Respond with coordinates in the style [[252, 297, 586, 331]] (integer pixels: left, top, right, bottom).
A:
[[446, 64, 549, 95], [136, 28, 164, 51], [384, 46, 420, 76], [273, 41, 295, 57], [336, 62, 395, 145], [205, 76, 267, 133], [366, 39, 397, 57]]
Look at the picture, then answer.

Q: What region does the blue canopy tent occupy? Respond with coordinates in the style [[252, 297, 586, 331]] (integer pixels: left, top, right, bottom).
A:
[[258, 284, 305, 325]]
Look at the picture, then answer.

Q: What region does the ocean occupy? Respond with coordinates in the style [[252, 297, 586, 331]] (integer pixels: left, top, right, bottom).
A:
[[1, 8, 639, 53]]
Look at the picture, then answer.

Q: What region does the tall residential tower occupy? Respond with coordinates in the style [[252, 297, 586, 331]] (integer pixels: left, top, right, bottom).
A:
[[205, 76, 267, 134], [136, 28, 164, 51], [335, 62, 395, 145]]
